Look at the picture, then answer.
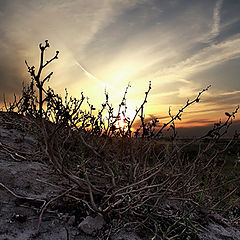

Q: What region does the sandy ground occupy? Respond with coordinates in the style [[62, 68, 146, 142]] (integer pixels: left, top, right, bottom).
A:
[[0, 112, 146, 240], [1, 112, 240, 240], [0, 113, 98, 239]]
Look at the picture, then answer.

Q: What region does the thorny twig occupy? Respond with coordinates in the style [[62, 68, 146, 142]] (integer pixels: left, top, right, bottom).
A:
[[155, 85, 211, 137], [37, 186, 76, 233], [0, 182, 46, 209]]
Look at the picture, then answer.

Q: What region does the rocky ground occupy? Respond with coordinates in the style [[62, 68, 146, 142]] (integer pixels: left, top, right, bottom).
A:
[[0, 112, 147, 240], [0, 112, 240, 240]]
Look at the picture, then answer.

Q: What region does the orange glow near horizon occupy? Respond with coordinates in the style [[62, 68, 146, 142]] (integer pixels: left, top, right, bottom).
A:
[[0, 1, 240, 135]]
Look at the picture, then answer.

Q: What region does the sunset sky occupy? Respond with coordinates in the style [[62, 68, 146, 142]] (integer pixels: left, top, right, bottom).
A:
[[0, 0, 240, 130]]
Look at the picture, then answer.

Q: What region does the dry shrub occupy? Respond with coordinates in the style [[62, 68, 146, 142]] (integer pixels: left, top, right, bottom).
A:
[[2, 40, 240, 239]]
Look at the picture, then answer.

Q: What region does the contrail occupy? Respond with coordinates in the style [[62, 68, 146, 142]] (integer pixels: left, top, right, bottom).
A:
[[208, 0, 224, 41], [75, 60, 112, 89]]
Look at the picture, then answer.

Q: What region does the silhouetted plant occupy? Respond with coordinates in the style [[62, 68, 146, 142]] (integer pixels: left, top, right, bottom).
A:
[[1, 40, 240, 239], [25, 40, 59, 118]]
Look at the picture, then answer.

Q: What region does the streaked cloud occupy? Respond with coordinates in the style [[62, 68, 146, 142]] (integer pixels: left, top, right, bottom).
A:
[[0, 0, 240, 128], [204, 0, 224, 42], [220, 90, 240, 96], [151, 34, 240, 82]]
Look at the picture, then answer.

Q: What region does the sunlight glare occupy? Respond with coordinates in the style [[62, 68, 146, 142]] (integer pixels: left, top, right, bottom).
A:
[[115, 116, 128, 130]]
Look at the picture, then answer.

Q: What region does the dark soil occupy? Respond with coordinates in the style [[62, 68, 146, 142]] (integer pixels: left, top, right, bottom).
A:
[[0, 112, 99, 239], [1, 112, 240, 240]]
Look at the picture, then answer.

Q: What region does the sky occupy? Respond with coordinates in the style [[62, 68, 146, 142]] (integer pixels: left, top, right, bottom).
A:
[[0, 0, 240, 132]]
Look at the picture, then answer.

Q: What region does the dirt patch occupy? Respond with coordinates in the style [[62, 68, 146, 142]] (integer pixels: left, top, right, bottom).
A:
[[0, 112, 146, 240], [0, 113, 96, 239], [1, 112, 240, 240]]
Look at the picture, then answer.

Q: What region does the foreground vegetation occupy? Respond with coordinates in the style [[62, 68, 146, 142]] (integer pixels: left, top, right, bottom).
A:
[[1, 40, 240, 239]]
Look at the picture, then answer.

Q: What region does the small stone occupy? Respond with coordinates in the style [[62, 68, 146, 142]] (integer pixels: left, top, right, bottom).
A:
[[198, 222, 240, 240], [67, 215, 75, 225], [78, 214, 105, 235]]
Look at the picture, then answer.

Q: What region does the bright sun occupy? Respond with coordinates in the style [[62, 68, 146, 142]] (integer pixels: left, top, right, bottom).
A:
[[115, 116, 128, 129]]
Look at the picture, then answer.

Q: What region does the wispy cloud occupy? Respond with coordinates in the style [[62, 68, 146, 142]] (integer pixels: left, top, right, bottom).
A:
[[151, 34, 240, 82], [0, 0, 240, 126], [205, 92, 240, 106], [180, 118, 216, 125], [152, 90, 179, 98], [205, 0, 224, 42], [0, 0, 143, 94], [220, 90, 240, 96]]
